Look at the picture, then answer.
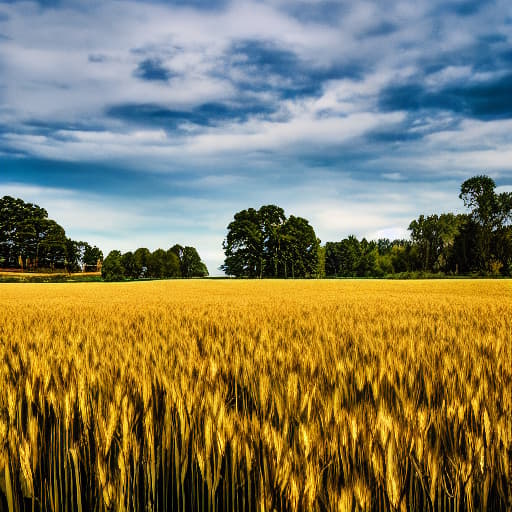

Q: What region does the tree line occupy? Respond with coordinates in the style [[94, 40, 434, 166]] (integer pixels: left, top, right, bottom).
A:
[[0, 195, 209, 280], [102, 245, 208, 281], [0, 196, 102, 272], [3, 174, 510, 279], [222, 175, 512, 277]]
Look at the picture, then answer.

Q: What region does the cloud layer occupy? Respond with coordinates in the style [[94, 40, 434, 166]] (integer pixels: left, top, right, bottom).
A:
[[1, 0, 511, 273]]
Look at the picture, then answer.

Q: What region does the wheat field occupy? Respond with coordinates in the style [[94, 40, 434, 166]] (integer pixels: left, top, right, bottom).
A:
[[0, 280, 510, 511]]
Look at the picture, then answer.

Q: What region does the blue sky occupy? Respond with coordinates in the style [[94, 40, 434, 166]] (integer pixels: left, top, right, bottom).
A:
[[1, 0, 511, 274]]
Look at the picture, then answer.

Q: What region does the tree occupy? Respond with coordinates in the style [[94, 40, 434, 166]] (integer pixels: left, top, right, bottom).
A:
[[276, 215, 319, 278], [316, 245, 326, 278], [408, 214, 462, 272], [222, 208, 262, 277], [357, 238, 379, 276], [84, 244, 103, 271], [0, 196, 91, 272], [148, 249, 168, 278], [134, 248, 151, 278], [164, 249, 181, 278], [0, 196, 50, 267], [37, 220, 68, 269], [459, 175, 512, 272], [169, 244, 184, 263], [259, 205, 286, 277], [338, 236, 361, 277], [325, 242, 343, 277], [101, 250, 125, 281], [181, 246, 208, 277], [222, 206, 319, 278], [121, 251, 137, 278]]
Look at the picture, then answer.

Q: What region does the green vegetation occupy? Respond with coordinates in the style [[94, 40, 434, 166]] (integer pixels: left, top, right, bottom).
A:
[[221, 205, 320, 278], [102, 244, 208, 281], [0, 196, 103, 272], [222, 175, 512, 278], [2, 175, 511, 280]]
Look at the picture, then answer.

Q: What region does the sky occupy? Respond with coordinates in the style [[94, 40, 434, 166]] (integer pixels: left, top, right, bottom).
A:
[[1, 0, 511, 274]]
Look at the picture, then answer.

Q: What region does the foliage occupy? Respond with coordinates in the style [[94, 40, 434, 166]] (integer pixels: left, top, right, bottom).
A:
[[0, 280, 510, 511], [181, 246, 209, 277], [102, 245, 208, 281], [222, 205, 319, 277], [324, 175, 512, 278], [101, 250, 125, 281], [0, 196, 102, 272]]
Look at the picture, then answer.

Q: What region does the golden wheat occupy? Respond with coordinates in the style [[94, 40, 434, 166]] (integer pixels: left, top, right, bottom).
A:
[[0, 279, 510, 511]]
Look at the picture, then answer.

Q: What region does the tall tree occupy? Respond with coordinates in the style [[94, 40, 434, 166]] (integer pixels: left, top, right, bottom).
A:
[[133, 248, 151, 278], [222, 206, 319, 278], [408, 214, 462, 272], [147, 249, 168, 278], [222, 208, 262, 277], [101, 250, 125, 281], [325, 241, 344, 277], [459, 175, 512, 272], [181, 246, 208, 277], [280, 215, 319, 278], [164, 249, 182, 278], [259, 205, 286, 277]]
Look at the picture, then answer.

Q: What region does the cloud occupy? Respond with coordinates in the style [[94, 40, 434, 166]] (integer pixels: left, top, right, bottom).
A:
[[1, 0, 512, 274], [379, 73, 512, 120], [133, 58, 176, 82]]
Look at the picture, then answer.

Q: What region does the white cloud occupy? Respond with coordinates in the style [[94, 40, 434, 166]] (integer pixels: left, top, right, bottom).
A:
[[1, 0, 512, 276]]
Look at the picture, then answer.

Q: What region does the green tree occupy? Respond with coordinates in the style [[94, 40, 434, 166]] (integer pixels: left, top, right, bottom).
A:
[[148, 249, 168, 278], [316, 245, 326, 278], [181, 246, 208, 277], [164, 249, 181, 278], [37, 220, 68, 269], [221, 208, 262, 277], [134, 248, 151, 278], [222, 206, 319, 278], [169, 244, 184, 263], [409, 214, 462, 272], [101, 250, 125, 281], [280, 216, 319, 278], [357, 238, 379, 276], [339, 236, 361, 277], [259, 205, 286, 277], [84, 244, 103, 270], [325, 242, 342, 277], [121, 251, 137, 278], [0, 196, 50, 267], [459, 175, 512, 272]]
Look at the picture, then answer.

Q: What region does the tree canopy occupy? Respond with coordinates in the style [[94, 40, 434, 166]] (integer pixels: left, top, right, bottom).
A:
[[323, 175, 512, 277], [222, 205, 320, 278], [4, 174, 511, 280], [102, 245, 209, 281], [0, 196, 103, 271]]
